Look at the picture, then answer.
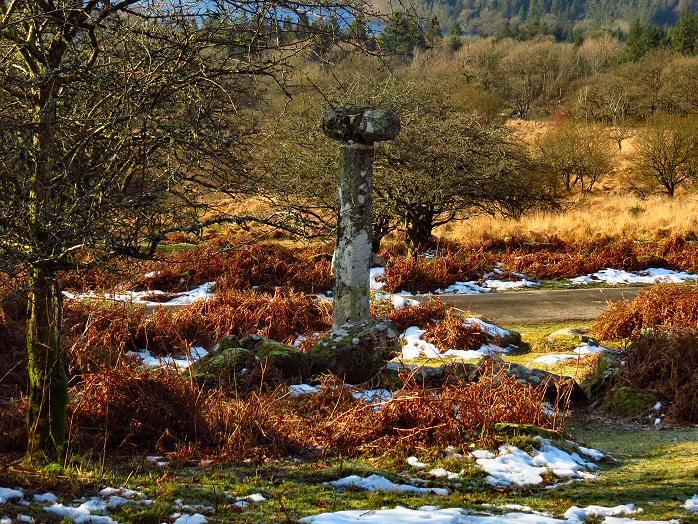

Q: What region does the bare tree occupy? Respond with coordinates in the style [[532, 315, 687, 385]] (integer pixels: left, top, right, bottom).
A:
[[0, 0, 394, 461], [261, 69, 558, 254], [629, 118, 698, 197], [535, 122, 615, 193]]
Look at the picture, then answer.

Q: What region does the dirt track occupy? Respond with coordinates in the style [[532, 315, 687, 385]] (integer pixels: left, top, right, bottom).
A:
[[418, 286, 642, 325]]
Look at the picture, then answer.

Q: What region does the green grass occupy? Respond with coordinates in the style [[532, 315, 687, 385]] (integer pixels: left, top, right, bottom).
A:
[[2, 422, 697, 523]]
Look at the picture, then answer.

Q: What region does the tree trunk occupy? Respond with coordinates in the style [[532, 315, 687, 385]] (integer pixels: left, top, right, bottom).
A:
[[26, 267, 68, 462], [405, 211, 434, 256], [372, 212, 392, 254]]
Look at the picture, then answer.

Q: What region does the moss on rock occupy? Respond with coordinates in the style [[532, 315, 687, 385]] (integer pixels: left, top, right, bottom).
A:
[[193, 347, 253, 377], [602, 386, 655, 417], [309, 318, 400, 384]]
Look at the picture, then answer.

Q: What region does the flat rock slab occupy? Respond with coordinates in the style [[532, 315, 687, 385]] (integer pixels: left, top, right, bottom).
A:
[[419, 287, 642, 324]]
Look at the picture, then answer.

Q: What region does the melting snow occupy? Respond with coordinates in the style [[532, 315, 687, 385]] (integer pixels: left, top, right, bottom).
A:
[[233, 493, 267, 508], [533, 343, 606, 365], [473, 438, 599, 488], [299, 505, 679, 523], [370, 267, 387, 290], [325, 474, 449, 495], [400, 326, 509, 361], [128, 346, 208, 369], [63, 282, 215, 307], [563, 505, 640, 520], [33, 492, 58, 504], [685, 495, 698, 512], [407, 456, 427, 470], [173, 515, 208, 524], [290, 384, 321, 397], [570, 268, 696, 286], [0, 487, 23, 504]]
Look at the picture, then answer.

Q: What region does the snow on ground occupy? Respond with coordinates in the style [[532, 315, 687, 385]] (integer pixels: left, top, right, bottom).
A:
[[473, 438, 599, 488], [563, 505, 640, 520], [570, 268, 697, 286], [400, 326, 510, 361], [41, 486, 153, 523], [0, 487, 24, 504], [63, 282, 215, 307], [532, 343, 606, 365], [325, 474, 449, 495], [685, 495, 698, 512], [299, 505, 680, 524], [440, 277, 539, 294], [172, 514, 208, 524], [289, 384, 393, 409], [370, 267, 387, 291], [128, 346, 207, 369], [232, 493, 267, 509]]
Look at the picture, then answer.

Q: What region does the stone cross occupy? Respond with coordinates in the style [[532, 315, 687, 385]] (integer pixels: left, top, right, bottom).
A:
[[322, 107, 400, 332]]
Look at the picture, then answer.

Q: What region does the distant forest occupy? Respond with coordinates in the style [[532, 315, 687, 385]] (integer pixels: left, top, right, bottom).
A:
[[419, 0, 698, 37]]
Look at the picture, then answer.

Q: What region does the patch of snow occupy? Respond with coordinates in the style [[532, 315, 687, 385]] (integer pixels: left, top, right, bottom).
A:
[[146, 455, 169, 467], [483, 278, 540, 291], [300, 505, 679, 524], [64, 282, 215, 307], [370, 267, 386, 290], [438, 278, 538, 295], [577, 446, 605, 461], [684, 495, 698, 513], [325, 474, 449, 495], [17, 516, 34, 523], [471, 450, 496, 460], [654, 402, 662, 411], [400, 326, 509, 361], [174, 499, 215, 513], [428, 468, 460, 480], [533, 343, 606, 365], [570, 268, 697, 286], [463, 318, 511, 339], [0, 518, 11, 524], [441, 281, 490, 294], [352, 389, 393, 404], [33, 492, 58, 504], [290, 384, 321, 397], [98, 487, 144, 499], [300, 506, 470, 524], [128, 346, 208, 369], [407, 456, 427, 470], [173, 515, 208, 524], [44, 499, 117, 524], [563, 504, 640, 520], [0, 487, 24, 504], [233, 493, 267, 508], [475, 438, 597, 488], [446, 446, 464, 459]]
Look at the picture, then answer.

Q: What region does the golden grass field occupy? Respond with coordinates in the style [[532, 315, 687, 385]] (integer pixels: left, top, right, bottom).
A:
[[440, 193, 698, 245]]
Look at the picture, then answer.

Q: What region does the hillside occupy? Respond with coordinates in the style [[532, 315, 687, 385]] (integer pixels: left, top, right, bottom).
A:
[[420, 0, 698, 36]]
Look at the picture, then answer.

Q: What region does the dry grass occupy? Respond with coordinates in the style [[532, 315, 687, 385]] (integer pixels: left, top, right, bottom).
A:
[[441, 194, 698, 246], [382, 254, 487, 293], [495, 236, 698, 280], [594, 284, 698, 339], [64, 288, 333, 376], [619, 328, 698, 423], [382, 300, 447, 332], [3, 361, 561, 458], [62, 240, 333, 295], [423, 316, 487, 351]]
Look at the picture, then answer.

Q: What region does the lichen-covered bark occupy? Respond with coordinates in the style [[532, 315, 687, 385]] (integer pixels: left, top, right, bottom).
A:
[[26, 267, 68, 462], [332, 143, 374, 330]]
